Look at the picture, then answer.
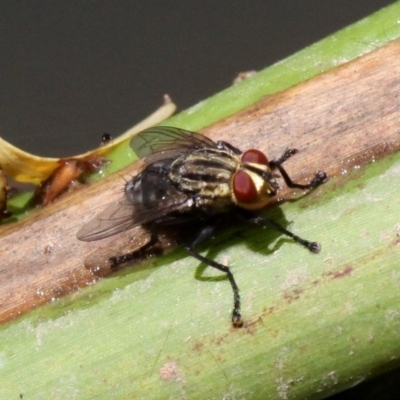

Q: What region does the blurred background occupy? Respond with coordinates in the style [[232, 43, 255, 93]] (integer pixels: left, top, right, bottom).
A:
[[0, 1, 395, 157], [0, 2, 398, 398]]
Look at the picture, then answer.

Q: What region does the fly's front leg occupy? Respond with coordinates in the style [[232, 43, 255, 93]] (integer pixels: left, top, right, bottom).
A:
[[270, 149, 327, 190], [185, 224, 243, 328], [239, 210, 321, 253]]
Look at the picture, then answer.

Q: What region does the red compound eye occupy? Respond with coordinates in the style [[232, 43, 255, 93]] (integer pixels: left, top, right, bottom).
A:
[[233, 170, 257, 203], [241, 149, 269, 165]]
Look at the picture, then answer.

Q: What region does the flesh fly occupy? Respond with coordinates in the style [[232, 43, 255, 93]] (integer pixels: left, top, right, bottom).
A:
[[77, 126, 327, 327]]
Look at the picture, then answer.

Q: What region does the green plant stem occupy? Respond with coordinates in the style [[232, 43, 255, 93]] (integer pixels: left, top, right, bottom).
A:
[[2, 3, 400, 400]]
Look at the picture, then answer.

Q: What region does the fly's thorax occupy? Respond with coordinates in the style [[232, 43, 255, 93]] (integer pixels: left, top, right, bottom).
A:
[[169, 149, 238, 201]]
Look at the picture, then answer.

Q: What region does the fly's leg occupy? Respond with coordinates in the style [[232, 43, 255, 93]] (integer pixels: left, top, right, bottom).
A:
[[109, 214, 193, 267], [216, 140, 242, 155], [239, 210, 320, 253], [270, 149, 327, 189], [109, 227, 159, 267], [185, 224, 243, 328]]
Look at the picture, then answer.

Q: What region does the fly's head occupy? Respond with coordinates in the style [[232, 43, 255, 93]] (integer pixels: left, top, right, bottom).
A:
[[231, 149, 278, 210]]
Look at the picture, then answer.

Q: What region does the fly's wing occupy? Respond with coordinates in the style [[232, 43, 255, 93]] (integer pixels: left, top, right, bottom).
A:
[[77, 198, 142, 241], [76, 190, 189, 242], [130, 126, 217, 163], [78, 126, 208, 242]]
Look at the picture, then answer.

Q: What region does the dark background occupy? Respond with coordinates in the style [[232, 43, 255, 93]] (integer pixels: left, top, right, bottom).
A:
[[1, 1, 398, 398], [0, 1, 395, 157]]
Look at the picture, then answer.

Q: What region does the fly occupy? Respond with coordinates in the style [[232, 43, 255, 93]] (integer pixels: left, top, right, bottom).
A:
[[77, 126, 327, 327]]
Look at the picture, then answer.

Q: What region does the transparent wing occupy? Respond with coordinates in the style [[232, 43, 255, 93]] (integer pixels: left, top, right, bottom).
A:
[[79, 127, 212, 242], [77, 191, 189, 242], [77, 199, 140, 241], [130, 126, 217, 162]]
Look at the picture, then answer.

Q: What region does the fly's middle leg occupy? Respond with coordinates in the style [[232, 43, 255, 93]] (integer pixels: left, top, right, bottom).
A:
[[239, 210, 321, 253], [185, 224, 243, 328]]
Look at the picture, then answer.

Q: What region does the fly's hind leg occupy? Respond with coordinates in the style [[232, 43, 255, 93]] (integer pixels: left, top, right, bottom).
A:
[[109, 214, 191, 268], [185, 224, 243, 328], [110, 226, 159, 268]]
